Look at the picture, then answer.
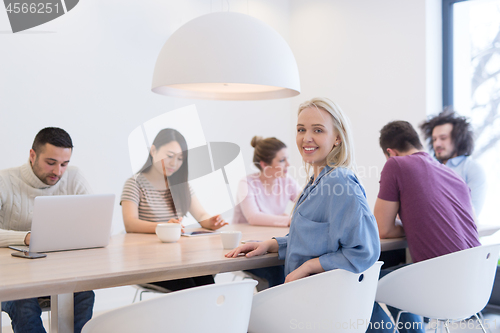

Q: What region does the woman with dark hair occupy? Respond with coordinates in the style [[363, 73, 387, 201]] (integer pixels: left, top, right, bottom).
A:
[[121, 128, 227, 291]]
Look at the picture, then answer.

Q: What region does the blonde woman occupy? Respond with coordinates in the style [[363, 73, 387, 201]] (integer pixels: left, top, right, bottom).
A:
[[226, 98, 380, 283]]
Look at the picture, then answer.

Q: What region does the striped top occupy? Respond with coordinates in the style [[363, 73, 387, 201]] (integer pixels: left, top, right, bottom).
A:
[[120, 174, 193, 223]]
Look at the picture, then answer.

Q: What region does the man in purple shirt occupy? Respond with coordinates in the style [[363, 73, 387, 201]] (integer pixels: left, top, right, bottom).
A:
[[368, 121, 480, 333]]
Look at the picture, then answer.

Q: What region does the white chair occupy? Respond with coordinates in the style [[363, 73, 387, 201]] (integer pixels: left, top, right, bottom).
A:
[[82, 280, 257, 333], [131, 283, 171, 303], [132, 276, 216, 303], [375, 244, 500, 333], [248, 261, 383, 333], [231, 270, 271, 292]]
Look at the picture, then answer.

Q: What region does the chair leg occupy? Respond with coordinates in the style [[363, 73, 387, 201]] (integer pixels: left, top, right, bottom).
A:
[[444, 320, 451, 333], [394, 310, 408, 333], [393, 319, 399, 333], [474, 313, 489, 333], [395, 310, 414, 333], [132, 288, 139, 303]]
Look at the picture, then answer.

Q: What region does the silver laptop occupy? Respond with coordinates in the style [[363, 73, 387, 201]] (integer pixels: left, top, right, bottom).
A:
[[10, 194, 115, 253]]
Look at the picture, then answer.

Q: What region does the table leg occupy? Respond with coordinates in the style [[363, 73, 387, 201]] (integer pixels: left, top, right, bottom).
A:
[[405, 248, 412, 264], [50, 293, 74, 333]]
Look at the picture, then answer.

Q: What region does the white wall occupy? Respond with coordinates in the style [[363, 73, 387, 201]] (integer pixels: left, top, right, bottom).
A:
[[289, 0, 442, 206], [0, 0, 294, 233], [0, 0, 442, 233]]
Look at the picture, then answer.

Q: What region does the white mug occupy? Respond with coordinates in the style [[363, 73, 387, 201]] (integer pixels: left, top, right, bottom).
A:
[[220, 231, 242, 249], [156, 223, 181, 243]]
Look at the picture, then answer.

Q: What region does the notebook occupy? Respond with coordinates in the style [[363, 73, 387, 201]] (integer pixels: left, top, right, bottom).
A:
[[9, 194, 115, 253]]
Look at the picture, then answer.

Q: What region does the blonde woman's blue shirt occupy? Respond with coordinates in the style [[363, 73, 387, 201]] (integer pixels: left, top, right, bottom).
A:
[[275, 166, 380, 276]]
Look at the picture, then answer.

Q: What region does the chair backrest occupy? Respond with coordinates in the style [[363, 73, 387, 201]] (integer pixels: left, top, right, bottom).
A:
[[376, 244, 500, 320], [82, 280, 257, 333], [248, 262, 383, 333]]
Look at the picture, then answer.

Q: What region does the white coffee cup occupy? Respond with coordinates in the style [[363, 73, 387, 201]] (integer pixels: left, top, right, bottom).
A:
[[156, 223, 181, 243], [220, 231, 242, 249]]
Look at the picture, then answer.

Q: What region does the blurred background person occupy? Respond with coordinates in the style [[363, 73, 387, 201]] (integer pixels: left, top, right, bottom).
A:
[[232, 136, 301, 290], [420, 109, 486, 217], [232, 136, 301, 227]]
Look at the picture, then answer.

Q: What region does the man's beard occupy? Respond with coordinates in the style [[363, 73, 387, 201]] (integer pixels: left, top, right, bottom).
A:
[[31, 159, 61, 185], [435, 149, 455, 163]]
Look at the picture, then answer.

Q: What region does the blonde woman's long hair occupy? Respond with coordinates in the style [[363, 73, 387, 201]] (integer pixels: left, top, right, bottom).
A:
[[298, 97, 359, 179]]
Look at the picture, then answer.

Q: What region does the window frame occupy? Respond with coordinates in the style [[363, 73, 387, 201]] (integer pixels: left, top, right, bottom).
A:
[[442, 0, 469, 107]]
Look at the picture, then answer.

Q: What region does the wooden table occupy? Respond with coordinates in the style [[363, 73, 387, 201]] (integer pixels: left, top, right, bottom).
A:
[[0, 225, 285, 302], [0, 224, 410, 332]]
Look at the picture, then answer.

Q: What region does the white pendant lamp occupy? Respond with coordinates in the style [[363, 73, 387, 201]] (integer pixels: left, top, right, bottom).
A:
[[152, 12, 300, 101]]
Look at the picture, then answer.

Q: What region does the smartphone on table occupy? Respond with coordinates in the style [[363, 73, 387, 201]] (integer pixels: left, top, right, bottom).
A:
[[11, 252, 46, 259], [182, 230, 217, 237]]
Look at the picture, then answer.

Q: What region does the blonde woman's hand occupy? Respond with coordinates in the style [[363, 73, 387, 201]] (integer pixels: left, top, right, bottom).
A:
[[225, 242, 267, 258], [285, 258, 324, 283], [225, 239, 279, 258]]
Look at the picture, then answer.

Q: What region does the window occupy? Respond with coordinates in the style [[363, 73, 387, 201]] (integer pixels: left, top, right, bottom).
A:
[[443, 0, 500, 224]]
